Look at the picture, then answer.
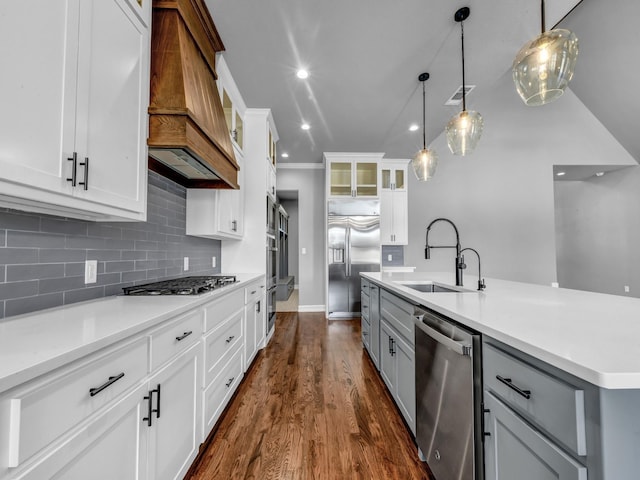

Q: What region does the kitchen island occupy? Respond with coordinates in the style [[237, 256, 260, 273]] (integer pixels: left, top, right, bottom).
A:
[[362, 271, 640, 480]]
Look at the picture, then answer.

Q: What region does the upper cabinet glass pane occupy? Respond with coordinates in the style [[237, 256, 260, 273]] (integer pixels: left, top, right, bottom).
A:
[[222, 89, 232, 134], [381, 169, 391, 189], [235, 111, 243, 149], [395, 169, 405, 190], [356, 162, 377, 196], [330, 162, 352, 196]]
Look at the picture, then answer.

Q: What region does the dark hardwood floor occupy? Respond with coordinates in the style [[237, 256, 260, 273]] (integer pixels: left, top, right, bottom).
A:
[[188, 312, 431, 480]]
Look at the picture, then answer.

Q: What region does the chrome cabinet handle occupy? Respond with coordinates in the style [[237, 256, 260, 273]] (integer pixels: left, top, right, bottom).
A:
[[89, 372, 124, 397], [232, 220, 237, 231], [175, 331, 193, 341], [496, 375, 531, 399], [79, 157, 89, 190], [67, 152, 78, 186]]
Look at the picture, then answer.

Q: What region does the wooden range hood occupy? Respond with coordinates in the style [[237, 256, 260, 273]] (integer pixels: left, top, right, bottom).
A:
[[148, 0, 238, 189]]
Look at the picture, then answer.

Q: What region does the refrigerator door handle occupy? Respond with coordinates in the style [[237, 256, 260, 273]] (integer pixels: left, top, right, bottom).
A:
[[345, 226, 351, 277]]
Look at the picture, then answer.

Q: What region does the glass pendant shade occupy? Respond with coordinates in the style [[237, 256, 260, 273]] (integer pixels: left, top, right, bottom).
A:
[[446, 110, 484, 156], [513, 29, 578, 106], [412, 148, 438, 181]]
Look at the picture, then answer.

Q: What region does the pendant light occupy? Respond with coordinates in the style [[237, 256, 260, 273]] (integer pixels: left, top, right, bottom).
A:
[[512, 0, 579, 106], [412, 73, 438, 181], [446, 7, 483, 156]]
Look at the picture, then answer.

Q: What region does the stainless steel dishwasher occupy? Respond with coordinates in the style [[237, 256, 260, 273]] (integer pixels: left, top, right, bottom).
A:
[[414, 307, 483, 480]]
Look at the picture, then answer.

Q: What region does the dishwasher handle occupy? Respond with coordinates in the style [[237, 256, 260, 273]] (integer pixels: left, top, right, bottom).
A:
[[414, 313, 472, 357]]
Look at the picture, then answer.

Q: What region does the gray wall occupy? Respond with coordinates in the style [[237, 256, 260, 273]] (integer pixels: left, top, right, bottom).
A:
[[276, 166, 325, 309], [279, 199, 299, 283], [405, 71, 637, 287], [554, 166, 640, 297], [0, 171, 221, 320]]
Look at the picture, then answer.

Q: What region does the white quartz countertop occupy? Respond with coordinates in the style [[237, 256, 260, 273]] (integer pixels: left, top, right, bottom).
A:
[[0, 273, 263, 393], [362, 271, 640, 389]]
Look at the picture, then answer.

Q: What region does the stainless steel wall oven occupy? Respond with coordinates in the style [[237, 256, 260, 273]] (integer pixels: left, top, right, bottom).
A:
[[266, 234, 277, 333]]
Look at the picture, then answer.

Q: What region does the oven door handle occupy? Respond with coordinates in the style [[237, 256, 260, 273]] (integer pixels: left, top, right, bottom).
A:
[[414, 314, 471, 357]]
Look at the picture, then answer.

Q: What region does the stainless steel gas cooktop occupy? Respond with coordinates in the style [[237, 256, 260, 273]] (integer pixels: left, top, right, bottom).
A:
[[122, 275, 237, 296]]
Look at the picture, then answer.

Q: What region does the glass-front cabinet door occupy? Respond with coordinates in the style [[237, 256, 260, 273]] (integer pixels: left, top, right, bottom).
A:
[[326, 154, 383, 198], [355, 162, 378, 196], [380, 160, 407, 191], [330, 161, 353, 197]]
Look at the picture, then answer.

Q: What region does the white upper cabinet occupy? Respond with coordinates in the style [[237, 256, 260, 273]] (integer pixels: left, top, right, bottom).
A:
[[186, 145, 245, 240], [186, 56, 248, 240], [0, 0, 149, 221], [324, 153, 383, 199], [218, 56, 246, 153], [379, 159, 409, 245]]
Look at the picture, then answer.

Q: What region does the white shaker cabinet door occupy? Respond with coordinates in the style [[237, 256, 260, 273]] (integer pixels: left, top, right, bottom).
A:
[[72, 0, 148, 214], [0, 0, 79, 197], [14, 384, 148, 480], [146, 344, 201, 480]]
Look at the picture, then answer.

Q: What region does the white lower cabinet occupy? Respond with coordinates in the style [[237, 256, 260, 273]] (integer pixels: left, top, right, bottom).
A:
[[0, 281, 263, 480], [244, 279, 266, 371], [145, 343, 201, 480], [484, 392, 587, 480], [13, 383, 148, 480]]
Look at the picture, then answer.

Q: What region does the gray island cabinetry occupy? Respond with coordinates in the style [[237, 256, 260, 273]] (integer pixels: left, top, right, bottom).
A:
[[360, 279, 416, 435], [483, 338, 640, 480], [360, 272, 640, 480]]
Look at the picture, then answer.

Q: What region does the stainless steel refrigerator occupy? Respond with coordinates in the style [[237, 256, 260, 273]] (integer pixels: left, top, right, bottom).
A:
[[327, 200, 380, 318]]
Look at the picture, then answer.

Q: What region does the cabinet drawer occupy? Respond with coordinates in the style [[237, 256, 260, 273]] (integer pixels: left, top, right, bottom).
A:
[[484, 343, 587, 456], [6, 337, 147, 467], [361, 291, 370, 319], [380, 289, 415, 346], [361, 316, 370, 350], [361, 279, 370, 296], [202, 347, 243, 434], [204, 289, 245, 332], [149, 308, 203, 371], [245, 281, 263, 305], [203, 310, 243, 387]]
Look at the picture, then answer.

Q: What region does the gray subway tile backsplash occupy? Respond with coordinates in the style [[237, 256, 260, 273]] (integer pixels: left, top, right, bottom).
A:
[[0, 171, 221, 320]]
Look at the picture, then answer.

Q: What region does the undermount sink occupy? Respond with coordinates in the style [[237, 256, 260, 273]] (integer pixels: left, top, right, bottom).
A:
[[395, 282, 470, 293]]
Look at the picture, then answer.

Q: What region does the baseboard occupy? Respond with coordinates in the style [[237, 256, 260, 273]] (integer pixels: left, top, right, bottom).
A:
[[298, 304, 325, 312]]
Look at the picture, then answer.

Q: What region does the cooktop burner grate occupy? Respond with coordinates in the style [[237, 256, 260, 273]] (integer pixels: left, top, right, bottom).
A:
[[122, 275, 237, 296]]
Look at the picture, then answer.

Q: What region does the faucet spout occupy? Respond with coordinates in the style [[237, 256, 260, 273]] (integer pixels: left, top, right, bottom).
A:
[[425, 217, 464, 286], [460, 247, 486, 291]]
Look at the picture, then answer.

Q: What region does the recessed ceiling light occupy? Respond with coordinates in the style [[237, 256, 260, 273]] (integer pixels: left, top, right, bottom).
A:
[[281, 153, 289, 158], [595, 171, 605, 177], [301, 123, 310, 130], [556, 171, 566, 176], [409, 124, 419, 132], [296, 69, 309, 79]]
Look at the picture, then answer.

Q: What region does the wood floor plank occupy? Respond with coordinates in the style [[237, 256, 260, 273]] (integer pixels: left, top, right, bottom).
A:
[[188, 312, 432, 480]]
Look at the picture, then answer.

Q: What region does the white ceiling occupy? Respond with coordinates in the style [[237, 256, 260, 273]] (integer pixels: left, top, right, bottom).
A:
[[206, 0, 638, 165]]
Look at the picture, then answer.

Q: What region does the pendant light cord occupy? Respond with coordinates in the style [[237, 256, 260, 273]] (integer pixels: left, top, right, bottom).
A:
[[460, 19, 466, 112], [422, 80, 426, 149], [541, 0, 546, 33]]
